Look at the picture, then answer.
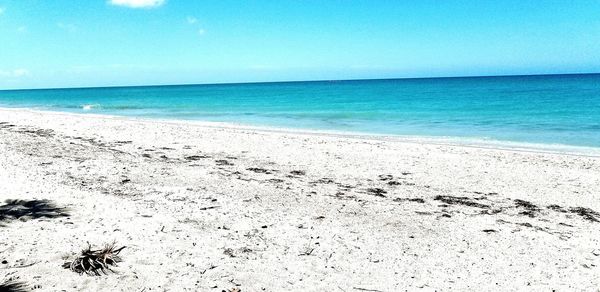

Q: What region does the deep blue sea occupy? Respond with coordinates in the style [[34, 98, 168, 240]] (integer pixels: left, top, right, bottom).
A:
[[1, 74, 600, 148]]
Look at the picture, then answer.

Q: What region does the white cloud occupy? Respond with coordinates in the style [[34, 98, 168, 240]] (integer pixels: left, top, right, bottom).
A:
[[0, 69, 30, 78], [187, 16, 197, 24], [109, 0, 165, 8], [198, 29, 206, 36], [0, 7, 5, 15]]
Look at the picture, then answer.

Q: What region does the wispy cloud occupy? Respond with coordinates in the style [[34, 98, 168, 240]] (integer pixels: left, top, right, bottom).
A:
[[17, 26, 27, 33], [109, 0, 165, 8], [0, 69, 30, 78], [0, 7, 5, 15], [57, 22, 78, 33], [187, 16, 198, 24], [186, 16, 206, 36]]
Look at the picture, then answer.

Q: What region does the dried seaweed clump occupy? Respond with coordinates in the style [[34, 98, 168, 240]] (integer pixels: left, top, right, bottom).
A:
[[62, 242, 126, 276], [0, 280, 28, 292]]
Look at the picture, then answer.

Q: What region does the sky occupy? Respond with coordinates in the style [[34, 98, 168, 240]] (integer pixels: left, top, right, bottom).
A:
[[1, 0, 600, 89]]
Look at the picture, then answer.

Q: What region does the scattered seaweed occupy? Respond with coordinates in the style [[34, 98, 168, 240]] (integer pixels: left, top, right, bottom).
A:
[[514, 199, 541, 217], [185, 155, 210, 161], [366, 188, 387, 198], [215, 160, 233, 166], [0, 122, 16, 129], [327, 192, 357, 201], [433, 195, 489, 209], [290, 170, 306, 176], [63, 242, 126, 276], [312, 178, 335, 184], [479, 208, 503, 215], [547, 204, 567, 213], [415, 211, 432, 215], [223, 247, 252, 258], [569, 207, 600, 222], [18, 128, 55, 137], [393, 197, 425, 203], [336, 183, 354, 191], [246, 168, 272, 174], [474, 191, 499, 196]]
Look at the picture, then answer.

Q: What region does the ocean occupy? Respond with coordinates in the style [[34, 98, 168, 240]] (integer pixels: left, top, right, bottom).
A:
[[1, 74, 600, 149]]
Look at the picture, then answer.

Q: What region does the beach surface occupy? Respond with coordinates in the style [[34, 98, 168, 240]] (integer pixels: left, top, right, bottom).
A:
[[1, 107, 599, 291]]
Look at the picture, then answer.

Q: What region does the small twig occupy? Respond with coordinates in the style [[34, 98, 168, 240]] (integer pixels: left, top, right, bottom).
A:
[[199, 206, 220, 211], [1, 261, 39, 269], [200, 264, 217, 274], [353, 288, 383, 292], [299, 248, 315, 256]]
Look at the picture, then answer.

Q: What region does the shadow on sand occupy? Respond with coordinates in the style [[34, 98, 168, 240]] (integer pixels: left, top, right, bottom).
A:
[[0, 199, 69, 225], [0, 280, 29, 292]]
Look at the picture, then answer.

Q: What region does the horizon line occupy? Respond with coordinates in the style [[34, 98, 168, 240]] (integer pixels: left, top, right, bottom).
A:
[[2, 71, 599, 92]]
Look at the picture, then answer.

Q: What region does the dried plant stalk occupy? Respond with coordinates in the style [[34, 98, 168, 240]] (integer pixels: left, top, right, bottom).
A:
[[63, 242, 126, 276]]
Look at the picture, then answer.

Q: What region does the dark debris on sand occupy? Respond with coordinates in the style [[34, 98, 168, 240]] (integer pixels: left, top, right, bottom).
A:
[[393, 197, 425, 204], [17, 128, 55, 138], [433, 195, 489, 209], [0, 122, 16, 129], [312, 178, 335, 184], [547, 204, 567, 213], [514, 199, 541, 217], [568, 207, 600, 222], [378, 174, 403, 186], [185, 155, 211, 161], [366, 188, 387, 198], [246, 168, 272, 174], [215, 160, 234, 166]]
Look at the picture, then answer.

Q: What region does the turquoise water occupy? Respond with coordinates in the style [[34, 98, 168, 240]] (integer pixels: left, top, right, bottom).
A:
[[1, 74, 600, 148]]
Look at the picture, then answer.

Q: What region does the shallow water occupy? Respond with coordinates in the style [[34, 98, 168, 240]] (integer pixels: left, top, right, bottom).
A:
[[1, 74, 600, 148]]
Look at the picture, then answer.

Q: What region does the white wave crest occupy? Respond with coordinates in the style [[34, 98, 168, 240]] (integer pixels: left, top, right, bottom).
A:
[[82, 104, 99, 111]]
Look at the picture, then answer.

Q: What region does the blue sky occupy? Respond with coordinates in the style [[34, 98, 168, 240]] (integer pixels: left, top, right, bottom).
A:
[[1, 0, 600, 89]]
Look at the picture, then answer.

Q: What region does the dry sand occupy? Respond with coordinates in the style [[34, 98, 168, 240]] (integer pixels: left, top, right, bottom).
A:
[[1, 107, 599, 291]]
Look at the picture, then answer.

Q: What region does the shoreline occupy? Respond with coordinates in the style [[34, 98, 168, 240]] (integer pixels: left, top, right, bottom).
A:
[[2, 106, 600, 158]]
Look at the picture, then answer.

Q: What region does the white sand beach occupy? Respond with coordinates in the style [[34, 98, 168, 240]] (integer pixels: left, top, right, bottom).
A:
[[1, 107, 599, 291]]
